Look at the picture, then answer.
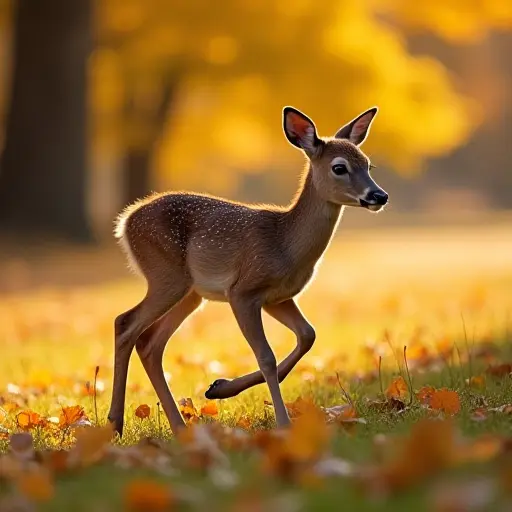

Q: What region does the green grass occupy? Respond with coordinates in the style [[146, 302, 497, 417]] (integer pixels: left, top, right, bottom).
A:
[[1, 227, 512, 510]]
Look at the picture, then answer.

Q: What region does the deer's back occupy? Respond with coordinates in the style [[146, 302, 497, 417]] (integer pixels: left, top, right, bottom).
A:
[[124, 192, 300, 302]]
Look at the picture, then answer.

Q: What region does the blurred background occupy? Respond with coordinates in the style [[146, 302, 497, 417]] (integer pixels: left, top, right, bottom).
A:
[[0, 0, 511, 291]]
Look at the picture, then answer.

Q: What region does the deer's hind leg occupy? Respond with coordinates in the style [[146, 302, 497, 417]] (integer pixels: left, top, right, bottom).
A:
[[107, 274, 191, 437], [135, 291, 203, 433]]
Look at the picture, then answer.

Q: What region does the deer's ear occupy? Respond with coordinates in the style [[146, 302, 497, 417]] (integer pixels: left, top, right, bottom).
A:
[[335, 107, 378, 146], [283, 107, 321, 157]]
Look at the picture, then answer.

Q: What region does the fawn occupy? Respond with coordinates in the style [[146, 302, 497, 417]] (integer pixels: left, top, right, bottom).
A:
[[108, 106, 388, 435]]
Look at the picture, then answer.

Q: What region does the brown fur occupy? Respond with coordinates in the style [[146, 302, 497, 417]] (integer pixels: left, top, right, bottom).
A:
[[107, 107, 388, 435]]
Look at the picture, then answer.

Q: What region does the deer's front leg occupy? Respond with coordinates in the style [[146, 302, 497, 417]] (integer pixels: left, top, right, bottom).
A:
[[228, 293, 290, 428], [205, 299, 315, 399]]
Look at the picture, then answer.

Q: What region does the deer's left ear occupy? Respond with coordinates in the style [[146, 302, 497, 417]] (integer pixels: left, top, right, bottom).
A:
[[335, 107, 378, 146]]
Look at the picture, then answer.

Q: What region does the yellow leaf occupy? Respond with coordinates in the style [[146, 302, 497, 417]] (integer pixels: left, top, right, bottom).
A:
[[135, 404, 151, 419], [178, 398, 199, 422], [385, 376, 408, 400]]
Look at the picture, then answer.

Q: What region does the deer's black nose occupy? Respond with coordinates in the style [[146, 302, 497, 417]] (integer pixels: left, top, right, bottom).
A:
[[367, 190, 388, 205]]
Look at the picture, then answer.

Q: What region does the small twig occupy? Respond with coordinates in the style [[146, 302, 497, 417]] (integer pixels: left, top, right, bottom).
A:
[[461, 312, 473, 384], [93, 366, 100, 426], [378, 356, 384, 397], [336, 372, 355, 408], [453, 341, 465, 387], [384, 330, 402, 374], [403, 346, 414, 406], [157, 402, 162, 436]]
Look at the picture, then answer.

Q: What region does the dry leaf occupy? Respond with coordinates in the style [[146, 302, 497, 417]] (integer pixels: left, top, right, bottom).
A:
[[15, 467, 54, 502], [17, 411, 44, 430], [486, 363, 512, 378], [59, 405, 88, 429], [200, 401, 219, 417], [178, 398, 199, 423], [71, 424, 114, 467], [430, 389, 461, 415], [470, 408, 488, 422], [467, 375, 486, 388], [416, 386, 436, 406], [385, 377, 408, 400], [135, 404, 151, 419], [124, 479, 174, 511]]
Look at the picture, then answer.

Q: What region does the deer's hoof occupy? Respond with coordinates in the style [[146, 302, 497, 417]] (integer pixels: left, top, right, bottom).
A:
[[108, 415, 124, 437], [205, 379, 232, 399]]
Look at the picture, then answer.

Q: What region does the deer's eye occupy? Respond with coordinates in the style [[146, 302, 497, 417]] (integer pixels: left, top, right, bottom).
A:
[[332, 163, 349, 176]]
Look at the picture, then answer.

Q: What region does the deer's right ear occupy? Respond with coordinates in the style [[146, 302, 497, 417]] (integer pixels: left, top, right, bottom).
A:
[[283, 107, 322, 157]]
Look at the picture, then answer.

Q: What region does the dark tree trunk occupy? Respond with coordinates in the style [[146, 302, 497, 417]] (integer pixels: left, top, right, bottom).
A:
[[121, 74, 178, 206], [0, 0, 92, 242]]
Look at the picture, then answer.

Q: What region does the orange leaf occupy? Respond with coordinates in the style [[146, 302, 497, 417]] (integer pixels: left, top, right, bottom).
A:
[[125, 479, 174, 511], [236, 416, 251, 430], [135, 404, 151, 419], [416, 386, 436, 406], [385, 376, 408, 400], [467, 375, 486, 388], [59, 405, 86, 428], [16, 468, 54, 502], [17, 411, 43, 430], [72, 424, 114, 467], [430, 389, 461, 415], [200, 401, 219, 417]]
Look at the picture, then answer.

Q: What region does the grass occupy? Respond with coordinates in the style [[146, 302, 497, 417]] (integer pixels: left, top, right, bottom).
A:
[[1, 223, 512, 510]]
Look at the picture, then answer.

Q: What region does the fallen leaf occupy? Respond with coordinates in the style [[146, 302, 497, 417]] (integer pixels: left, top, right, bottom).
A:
[[135, 404, 151, 420], [470, 408, 488, 422], [467, 375, 486, 388], [416, 386, 436, 406], [200, 401, 219, 417], [59, 405, 88, 429], [385, 376, 408, 400], [17, 411, 44, 430], [15, 467, 54, 502], [178, 398, 199, 423], [486, 363, 512, 378], [71, 424, 114, 467], [124, 479, 174, 511], [371, 419, 456, 493], [430, 389, 461, 415]]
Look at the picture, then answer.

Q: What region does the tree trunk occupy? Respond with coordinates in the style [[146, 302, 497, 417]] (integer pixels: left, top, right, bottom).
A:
[[120, 73, 178, 206], [0, 0, 92, 242]]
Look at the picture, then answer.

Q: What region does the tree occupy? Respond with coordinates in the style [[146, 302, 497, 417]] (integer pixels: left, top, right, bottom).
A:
[[0, 0, 92, 242], [93, 0, 511, 204]]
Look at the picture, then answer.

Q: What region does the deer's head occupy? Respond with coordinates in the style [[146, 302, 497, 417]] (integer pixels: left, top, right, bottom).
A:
[[283, 106, 388, 212]]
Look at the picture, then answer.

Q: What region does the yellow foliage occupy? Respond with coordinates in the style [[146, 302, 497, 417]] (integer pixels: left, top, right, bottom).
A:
[[86, 0, 512, 195]]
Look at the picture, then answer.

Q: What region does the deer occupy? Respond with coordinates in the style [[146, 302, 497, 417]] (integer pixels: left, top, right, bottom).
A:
[[107, 106, 388, 436]]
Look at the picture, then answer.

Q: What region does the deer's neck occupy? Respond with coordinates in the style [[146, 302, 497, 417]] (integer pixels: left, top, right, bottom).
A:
[[282, 168, 344, 268]]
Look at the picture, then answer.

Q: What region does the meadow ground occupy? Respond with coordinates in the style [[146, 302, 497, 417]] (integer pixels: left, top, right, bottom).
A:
[[1, 219, 512, 511]]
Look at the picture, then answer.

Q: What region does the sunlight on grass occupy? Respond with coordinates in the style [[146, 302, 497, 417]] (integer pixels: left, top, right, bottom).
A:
[[1, 225, 512, 510]]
